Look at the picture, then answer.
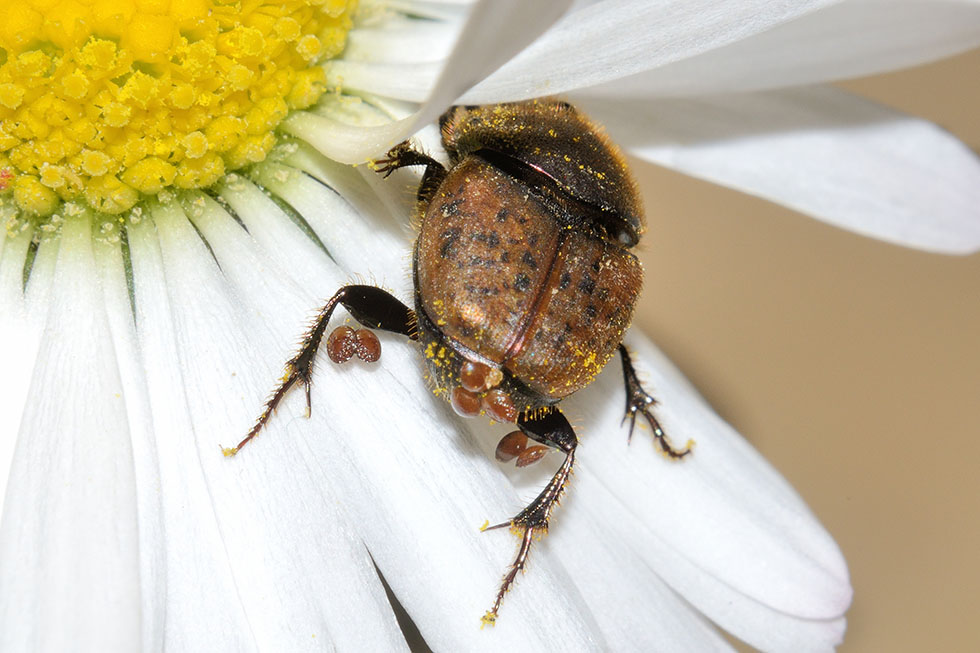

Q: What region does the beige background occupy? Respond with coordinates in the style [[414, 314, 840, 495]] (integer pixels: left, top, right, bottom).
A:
[[631, 49, 980, 652]]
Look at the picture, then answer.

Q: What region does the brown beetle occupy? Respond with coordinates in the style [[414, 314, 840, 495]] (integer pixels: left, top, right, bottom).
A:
[[228, 99, 691, 625]]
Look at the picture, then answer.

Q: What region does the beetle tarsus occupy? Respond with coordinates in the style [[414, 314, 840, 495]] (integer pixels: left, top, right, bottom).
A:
[[482, 526, 536, 627], [230, 285, 416, 455], [374, 141, 434, 177], [483, 408, 577, 619], [618, 344, 692, 458], [374, 141, 448, 203]]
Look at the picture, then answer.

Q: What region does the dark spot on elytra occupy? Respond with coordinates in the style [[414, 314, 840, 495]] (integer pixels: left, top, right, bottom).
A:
[[439, 227, 461, 258], [591, 258, 602, 272], [578, 274, 596, 295], [468, 256, 496, 267], [521, 251, 537, 269], [473, 231, 500, 248], [495, 208, 509, 223], [440, 198, 463, 217], [514, 273, 531, 292], [558, 272, 572, 290], [554, 322, 575, 347], [585, 304, 597, 319], [464, 283, 500, 297], [500, 251, 510, 263]]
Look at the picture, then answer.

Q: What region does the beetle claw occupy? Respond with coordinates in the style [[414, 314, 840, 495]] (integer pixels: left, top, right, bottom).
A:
[[481, 519, 515, 532], [623, 407, 639, 444], [629, 397, 691, 459], [618, 344, 692, 457], [303, 377, 312, 417], [373, 141, 420, 177]]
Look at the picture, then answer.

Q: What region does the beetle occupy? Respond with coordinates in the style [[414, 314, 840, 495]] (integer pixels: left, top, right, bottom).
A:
[[226, 99, 692, 625]]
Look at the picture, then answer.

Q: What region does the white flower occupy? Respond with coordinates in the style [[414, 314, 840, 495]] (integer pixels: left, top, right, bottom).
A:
[[1, 0, 978, 651]]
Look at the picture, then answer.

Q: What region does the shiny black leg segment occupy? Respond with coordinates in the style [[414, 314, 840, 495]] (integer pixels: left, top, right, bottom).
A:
[[226, 285, 416, 455], [482, 408, 578, 626], [618, 344, 691, 458], [374, 140, 447, 204]]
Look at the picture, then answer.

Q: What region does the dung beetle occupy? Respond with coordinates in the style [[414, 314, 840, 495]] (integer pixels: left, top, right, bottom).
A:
[[227, 99, 692, 625]]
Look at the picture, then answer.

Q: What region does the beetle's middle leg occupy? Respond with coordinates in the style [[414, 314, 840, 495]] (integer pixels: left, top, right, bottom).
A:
[[373, 141, 447, 204], [618, 344, 693, 458], [225, 285, 417, 456], [481, 408, 578, 626]]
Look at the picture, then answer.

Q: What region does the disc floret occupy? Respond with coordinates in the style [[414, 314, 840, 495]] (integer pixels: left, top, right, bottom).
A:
[[0, 0, 357, 219]]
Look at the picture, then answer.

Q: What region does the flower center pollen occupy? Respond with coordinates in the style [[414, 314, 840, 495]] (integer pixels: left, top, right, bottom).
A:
[[0, 0, 356, 218]]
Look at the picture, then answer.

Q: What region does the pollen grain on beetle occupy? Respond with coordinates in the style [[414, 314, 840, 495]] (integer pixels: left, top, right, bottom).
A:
[[0, 0, 357, 227]]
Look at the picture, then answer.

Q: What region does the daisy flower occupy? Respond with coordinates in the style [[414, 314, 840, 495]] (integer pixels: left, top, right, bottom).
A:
[[1, 0, 978, 651]]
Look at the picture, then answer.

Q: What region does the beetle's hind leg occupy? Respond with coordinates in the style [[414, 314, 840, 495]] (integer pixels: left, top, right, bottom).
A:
[[617, 344, 693, 458], [225, 285, 417, 456], [481, 408, 578, 626], [373, 141, 447, 204]]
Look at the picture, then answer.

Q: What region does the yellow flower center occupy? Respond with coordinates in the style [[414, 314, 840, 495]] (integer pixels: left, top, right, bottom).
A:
[[0, 0, 356, 218]]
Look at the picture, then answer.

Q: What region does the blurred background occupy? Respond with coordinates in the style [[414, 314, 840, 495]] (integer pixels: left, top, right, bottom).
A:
[[631, 48, 979, 652]]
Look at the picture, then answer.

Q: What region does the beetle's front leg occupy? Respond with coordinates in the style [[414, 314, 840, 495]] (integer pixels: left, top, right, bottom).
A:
[[373, 141, 448, 204], [618, 344, 693, 458], [224, 285, 416, 456], [481, 408, 577, 626]]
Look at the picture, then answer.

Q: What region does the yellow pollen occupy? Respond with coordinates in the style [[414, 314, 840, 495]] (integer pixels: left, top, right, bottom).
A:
[[0, 0, 356, 217]]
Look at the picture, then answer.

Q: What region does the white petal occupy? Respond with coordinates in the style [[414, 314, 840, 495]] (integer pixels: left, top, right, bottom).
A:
[[344, 20, 460, 64], [460, 0, 840, 103], [326, 60, 442, 104], [0, 215, 142, 651], [452, 332, 850, 651], [91, 227, 169, 651], [159, 192, 607, 649], [289, 0, 573, 162], [577, 0, 980, 97], [0, 222, 30, 311], [281, 109, 413, 166], [559, 497, 736, 652], [0, 227, 37, 509], [124, 202, 410, 650], [574, 332, 851, 651], [419, 0, 572, 97], [0, 226, 59, 522], [462, 417, 736, 652], [577, 88, 980, 254], [278, 359, 607, 650], [216, 174, 334, 293], [383, 0, 477, 22], [249, 159, 410, 280], [340, 0, 571, 104]]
